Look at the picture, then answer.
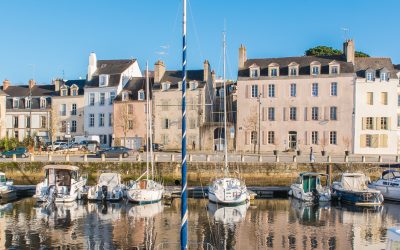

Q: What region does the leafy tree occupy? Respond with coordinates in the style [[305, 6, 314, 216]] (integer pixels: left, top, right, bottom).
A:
[[305, 46, 369, 57], [355, 51, 370, 57]]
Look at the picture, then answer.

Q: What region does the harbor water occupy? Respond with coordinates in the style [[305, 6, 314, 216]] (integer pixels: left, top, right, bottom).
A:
[[0, 198, 399, 249]]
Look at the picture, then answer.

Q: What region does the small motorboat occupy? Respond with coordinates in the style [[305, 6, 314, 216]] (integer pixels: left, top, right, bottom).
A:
[[289, 172, 331, 202], [0, 172, 16, 202], [332, 173, 384, 206], [34, 165, 87, 203], [208, 178, 249, 206], [368, 170, 400, 201], [87, 173, 125, 201]]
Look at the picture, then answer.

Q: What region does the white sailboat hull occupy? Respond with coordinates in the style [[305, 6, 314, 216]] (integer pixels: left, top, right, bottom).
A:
[[127, 180, 164, 204], [208, 178, 249, 206]]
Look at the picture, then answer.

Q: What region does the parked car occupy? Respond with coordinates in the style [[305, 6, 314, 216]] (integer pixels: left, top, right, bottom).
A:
[[79, 140, 100, 152], [66, 142, 83, 150], [96, 146, 135, 158], [1, 147, 29, 158], [143, 143, 164, 152], [47, 142, 68, 151]]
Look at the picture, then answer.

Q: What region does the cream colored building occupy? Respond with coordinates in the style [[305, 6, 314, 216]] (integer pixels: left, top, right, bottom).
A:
[[51, 79, 86, 140], [0, 88, 7, 138], [236, 43, 355, 154], [152, 60, 214, 150]]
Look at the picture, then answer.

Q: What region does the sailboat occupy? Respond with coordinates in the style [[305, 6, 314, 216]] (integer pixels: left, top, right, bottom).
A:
[[126, 62, 164, 204], [208, 32, 249, 206]]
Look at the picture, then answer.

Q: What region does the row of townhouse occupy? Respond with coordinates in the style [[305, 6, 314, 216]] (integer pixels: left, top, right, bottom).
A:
[[237, 39, 400, 154]]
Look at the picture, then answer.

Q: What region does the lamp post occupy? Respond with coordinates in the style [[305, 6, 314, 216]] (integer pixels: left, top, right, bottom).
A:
[[257, 93, 262, 155]]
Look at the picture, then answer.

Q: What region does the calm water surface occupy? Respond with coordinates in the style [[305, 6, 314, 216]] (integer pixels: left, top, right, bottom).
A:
[[0, 198, 399, 249]]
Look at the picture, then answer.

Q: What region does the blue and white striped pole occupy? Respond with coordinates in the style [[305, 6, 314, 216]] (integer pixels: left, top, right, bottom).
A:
[[180, 0, 188, 249]]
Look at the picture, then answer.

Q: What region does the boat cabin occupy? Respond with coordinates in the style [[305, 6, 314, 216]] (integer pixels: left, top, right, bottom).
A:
[[380, 170, 400, 186], [0, 173, 6, 184], [340, 173, 369, 191], [43, 165, 80, 194], [296, 173, 328, 193]]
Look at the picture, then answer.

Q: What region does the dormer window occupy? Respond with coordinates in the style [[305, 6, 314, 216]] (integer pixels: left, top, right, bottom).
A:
[[380, 69, 389, 81], [13, 98, 19, 109], [71, 86, 78, 96], [249, 64, 260, 78], [122, 91, 129, 101], [138, 90, 145, 101], [190, 81, 198, 90], [268, 63, 280, 77], [288, 62, 299, 76], [365, 69, 375, 81], [40, 97, 47, 109], [60, 86, 68, 97], [329, 62, 340, 75], [25, 97, 31, 109], [310, 61, 321, 75], [161, 82, 170, 91], [99, 74, 109, 87]]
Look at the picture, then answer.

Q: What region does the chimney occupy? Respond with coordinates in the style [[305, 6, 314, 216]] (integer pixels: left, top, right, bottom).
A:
[[343, 39, 355, 64], [211, 70, 216, 83], [29, 79, 36, 89], [87, 52, 97, 81], [53, 78, 63, 92], [2, 79, 10, 90], [203, 60, 210, 81], [154, 60, 166, 83], [238, 44, 247, 69]]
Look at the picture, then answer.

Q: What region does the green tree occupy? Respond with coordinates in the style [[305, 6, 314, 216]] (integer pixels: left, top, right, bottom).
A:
[[355, 51, 370, 57], [305, 46, 370, 57]]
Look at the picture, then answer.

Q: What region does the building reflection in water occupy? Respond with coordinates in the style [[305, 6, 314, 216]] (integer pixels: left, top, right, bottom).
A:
[[1, 198, 400, 249]]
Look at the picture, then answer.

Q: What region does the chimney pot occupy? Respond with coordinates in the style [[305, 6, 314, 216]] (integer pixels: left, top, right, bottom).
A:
[[154, 60, 166, 84], [2, 79, 10, 90], [343, 39, 355, 64], [203, 60, 210, 82], [29, 79, 36, 89], [238, 44, 247, 69]]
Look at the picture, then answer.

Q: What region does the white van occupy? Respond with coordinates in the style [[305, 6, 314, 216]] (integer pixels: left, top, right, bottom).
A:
[[73, 135, 100, 144]]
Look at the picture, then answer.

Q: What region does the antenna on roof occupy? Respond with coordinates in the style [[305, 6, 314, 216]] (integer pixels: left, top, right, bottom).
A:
[[341, 27, 350, 40], [29, 64, 36, 80]]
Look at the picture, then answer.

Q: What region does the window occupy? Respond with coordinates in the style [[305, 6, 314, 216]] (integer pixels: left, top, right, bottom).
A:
[[311, 83, 318, 97], [289, 67, 297, 76], [89, 114, 95, 127], [366, 117, 373, 130], [99, 74, 109, 87], [162, 82, 170, 91], [250, 68, 259, 78], [290, 107, 297, 121], [25, 98, 31, 109], [366, 134, 372, 147], [331, 66, 339, 74], [138, 90, 145, 100], [14, 131, 18, 139], [25, 116, 30, 128], [40, 116, 46, 128], [398, 95, 400, 106], [128, 120, 133, 130], [99, 113, 105, 127], [268, 107, 275, 121], [367, 72, 373, 81], [89, 93, 95, 106], [109, 91, 116, 105], [128, 104, 134, 114], [13, 98, 19, 109], [60, 121, 67, 133], [312, 66, 319, 75], [122, 92, 129, 101], [381, 117, 388, 130], [251, 85, 258, 98], [71, 104, 77, 115], [60, 104, 67, 116], [71, 88, 78, 96], [311, 107, 319, 120], [163, 119, 170, 129], [398, 114, 400, 127], [330, 107, 337, 120], [381, 92, 388, 105], [251, 131, 257, 144], [330, 82, 337, 96], [311, 131, 318, 144], [40, 98, 46, 109], [62, 89, 68, 96], [329, 131, 337, 145], [13, 116, 18, 128], [270, 68, 278, 77], [109, 113, 113, 127], [161, 134, 169, 145], [71, 120, 77, 133], [100, 93, 105, 106], [380, 72, 388, 81], [367, 92, 373, 105], [100, 135, 107, 145], [189, 118, 196, 129], [268, 131, 275, 144], [290, 83, 296, 97], [268, 84, 275, 97]]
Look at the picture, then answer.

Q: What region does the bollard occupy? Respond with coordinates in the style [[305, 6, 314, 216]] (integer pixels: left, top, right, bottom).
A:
[[65, 154, 70, 162], [396, 155, 400, 163], [241, 154, 245, 162], [171, 154, 175, 162], [101, 153, 105, 162], [48, 153, 52, 161], [275, 155, 280, 163], [259, 155, 263, 162], [189, 154, 193, 162], [83, 154, 88, 162], [119, 154, 123, 162], [12, 154, 16, 162], [361, 155, 366, 163], [293, 155, 297, 163], [344, 155, 349, 163], [378, 155, 383, 163], [327, 155, 331, 163], [30, 154, 35, 162]]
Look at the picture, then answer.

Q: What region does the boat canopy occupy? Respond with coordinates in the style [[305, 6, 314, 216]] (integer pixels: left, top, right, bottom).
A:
[[300, 172, 328, 177], [341, 173, 368, 191], [0, 172, 5, 176], [382, 170, 400, 179], [43, 165, 79, 171], [98, 173, 121, 187]]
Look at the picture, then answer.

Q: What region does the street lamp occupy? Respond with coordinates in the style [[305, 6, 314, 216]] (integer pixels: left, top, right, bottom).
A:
[[257, 93, 262, 155]]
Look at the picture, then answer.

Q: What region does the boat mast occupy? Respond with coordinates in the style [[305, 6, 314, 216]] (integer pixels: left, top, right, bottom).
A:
[[181, 0, 188, 249], [148, 62, 154, 180], [146, 61, 149, 182], [223, 31, 228, 177]]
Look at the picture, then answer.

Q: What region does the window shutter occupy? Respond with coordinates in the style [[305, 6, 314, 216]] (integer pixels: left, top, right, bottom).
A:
[[388, 117, 392, 130], [283, 107, 287, 121], [262, 84, 266, 97], [245, 131, 248, 145], [245, 85, 249, 98], [382, 134, 388, 148], [372, 135, 379, 148], [375, 117, 380, 130], [262, 107, 266, 121], [324, 106, 329, 120], [362, 118, 366, 130], [323, 131, 329, 145], [304, 131, 308, 145], [304, 107, 308, 121], [360, 134, 366, 148], [336, 107, 340, 121], [262, 131, 266, 145]]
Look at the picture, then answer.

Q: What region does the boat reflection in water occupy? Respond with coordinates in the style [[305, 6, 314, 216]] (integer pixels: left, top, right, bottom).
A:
[[128, 201, 163, 219], [207, 202, 249, 225], [289, 197, 331, 227]]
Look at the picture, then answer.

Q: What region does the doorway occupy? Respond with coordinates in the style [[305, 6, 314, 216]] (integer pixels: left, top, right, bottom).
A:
[[288, 131, 297, 150]]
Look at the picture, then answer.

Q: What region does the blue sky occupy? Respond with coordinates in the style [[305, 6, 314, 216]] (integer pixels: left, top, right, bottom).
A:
[[0, 0, 399, 84]]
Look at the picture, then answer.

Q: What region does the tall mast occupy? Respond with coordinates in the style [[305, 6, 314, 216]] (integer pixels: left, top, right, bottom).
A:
[[180, 0, 188, 249], [223, 31, 228, 176], [148, 61, 154, 180], [145, 62, 149, 181]]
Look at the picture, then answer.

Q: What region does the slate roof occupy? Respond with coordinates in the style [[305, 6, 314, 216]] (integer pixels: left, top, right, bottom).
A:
[[85, 59, 137, 88], [0, 89, 7, 96], [114, 77, 153, 101], [1, 84, 55, 97], [354, 57, 398, 78], [153, 70, 205, 90], [55, 79, 86, 96], [238, 55, 354, 77], [394, 64, 400, 71]]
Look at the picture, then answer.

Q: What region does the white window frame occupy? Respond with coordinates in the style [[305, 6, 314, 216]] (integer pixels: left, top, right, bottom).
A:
[[311, 107, 319, 120], [99, 74, 109, 87], [311, 83, 318, 97], [89, 93, 95, 106], [329, 131, 337, 145], [99, 113, 105, 127], [109, 91, 116, 105], [40, 97, 47, 109], [138, 90, 145, 100], [330, 82, 338, 96], [289, 107, 297, 121], [311, 131, 318, 144], [89, 114, 95, 127], [268, 84, 275, 97], [251, 85, 258, 98], [330, 106, 337, 120], [290, 83, 296, 97], [268, 107, 275, 121], [99, 93, 105, 106]]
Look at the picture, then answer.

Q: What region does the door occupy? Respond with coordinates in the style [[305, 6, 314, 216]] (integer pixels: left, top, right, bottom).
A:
[[288, 131, 297, 150]]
